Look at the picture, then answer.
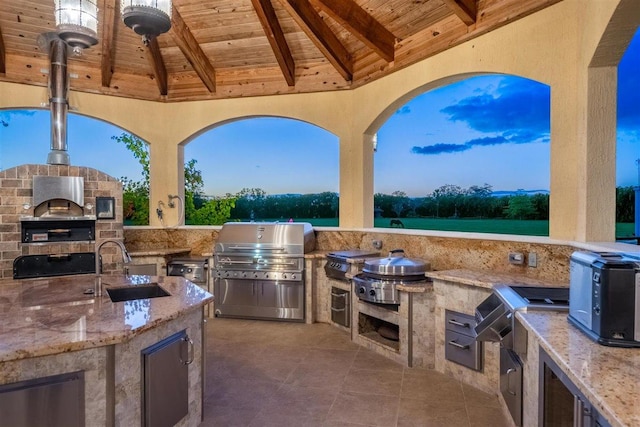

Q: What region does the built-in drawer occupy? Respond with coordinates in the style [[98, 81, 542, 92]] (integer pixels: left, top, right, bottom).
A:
[[445, 330, 482, 371], [444, 309, 482, 371], [445, 310, 476, 336]]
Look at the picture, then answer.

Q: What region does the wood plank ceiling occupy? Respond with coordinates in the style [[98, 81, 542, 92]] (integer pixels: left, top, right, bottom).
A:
[[0, 0, 561, 102]]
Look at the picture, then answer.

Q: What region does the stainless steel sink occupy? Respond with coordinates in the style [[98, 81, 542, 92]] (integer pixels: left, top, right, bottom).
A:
[[106, 283, 170, 302]]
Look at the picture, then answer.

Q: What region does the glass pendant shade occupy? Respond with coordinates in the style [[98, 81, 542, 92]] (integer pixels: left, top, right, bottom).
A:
[[121, 0, 172, 38], [54, 0, 98, 49]]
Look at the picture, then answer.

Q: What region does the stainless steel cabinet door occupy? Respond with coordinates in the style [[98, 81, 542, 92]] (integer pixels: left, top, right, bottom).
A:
[[142, 330, 191, 427], [216, 279, 258, 307]]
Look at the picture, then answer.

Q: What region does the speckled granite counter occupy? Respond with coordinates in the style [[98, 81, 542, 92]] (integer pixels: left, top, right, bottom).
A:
[[127, 247, 192, 257], [0, 274, 212, 362], [0, 274, 212, 426], [426, 268, 567, 289], [518, 311, 640, 427]]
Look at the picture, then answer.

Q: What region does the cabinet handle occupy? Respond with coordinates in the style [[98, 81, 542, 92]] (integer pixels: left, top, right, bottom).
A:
[[331, 292, 347, 298], [506, 368, 518, 396], [573, 396, 592, 427], [331, 307, 346, 312], [448, 319, 470, 328], [48, 228, 71, 234], [447, 339, 470, 350], [181, 336, 195, 365]]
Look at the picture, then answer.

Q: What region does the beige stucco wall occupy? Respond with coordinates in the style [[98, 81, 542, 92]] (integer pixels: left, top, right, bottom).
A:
[[1, 0, 637, 242]]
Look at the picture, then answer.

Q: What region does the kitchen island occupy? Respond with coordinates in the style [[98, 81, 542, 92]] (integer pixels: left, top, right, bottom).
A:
[[0, 274, 213, 426]]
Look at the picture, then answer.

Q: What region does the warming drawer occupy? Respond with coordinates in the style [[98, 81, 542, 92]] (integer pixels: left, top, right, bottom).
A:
[[21, 219, 95, 243]]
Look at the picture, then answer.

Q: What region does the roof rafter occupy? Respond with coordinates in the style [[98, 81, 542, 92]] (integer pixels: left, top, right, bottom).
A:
[[99, 0, 117, 87], [441, 0, 477, 26], [277, 0, 353, 82], [144, 36, 168, 96], [169, 7, 217, 93], [310, 0, 396, 62], [0, 24, 5, 74], [251, 0, 296, 86]]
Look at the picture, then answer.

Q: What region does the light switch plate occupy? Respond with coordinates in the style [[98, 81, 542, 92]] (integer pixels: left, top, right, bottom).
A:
[[528, 252, 538, 268]]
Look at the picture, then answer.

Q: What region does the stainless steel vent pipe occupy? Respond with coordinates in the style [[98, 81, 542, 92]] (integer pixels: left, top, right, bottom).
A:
[[45, 34, 70, 165]]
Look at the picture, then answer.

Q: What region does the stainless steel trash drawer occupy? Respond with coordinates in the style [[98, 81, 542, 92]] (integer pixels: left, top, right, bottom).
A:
[[445, 330, 482, 371]]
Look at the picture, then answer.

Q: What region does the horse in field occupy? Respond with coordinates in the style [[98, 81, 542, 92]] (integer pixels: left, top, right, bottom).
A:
[[390, 219, 404, 228]]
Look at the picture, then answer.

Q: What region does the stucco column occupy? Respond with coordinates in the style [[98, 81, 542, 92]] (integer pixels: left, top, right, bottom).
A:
[[339, 132, 374, 228], [149, 138, 184, 227]]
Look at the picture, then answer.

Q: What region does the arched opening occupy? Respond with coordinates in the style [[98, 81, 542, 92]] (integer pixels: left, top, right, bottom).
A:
[[372, 74, 551, 236], [182, 117, 339, 226], [0, 108, 149, 224], [616, 27, 640, 243]]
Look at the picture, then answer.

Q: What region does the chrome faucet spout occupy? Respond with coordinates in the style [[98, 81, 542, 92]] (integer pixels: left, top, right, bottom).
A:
[[95, 239, 131, 296]]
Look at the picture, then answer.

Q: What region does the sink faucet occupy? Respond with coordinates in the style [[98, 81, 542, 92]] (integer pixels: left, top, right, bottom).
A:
[[95, 239, 132, 296]]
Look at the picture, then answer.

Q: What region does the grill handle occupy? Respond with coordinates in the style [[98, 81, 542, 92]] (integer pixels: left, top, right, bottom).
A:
[[229, 246, 285, 251], [218, 260, 255, 265]]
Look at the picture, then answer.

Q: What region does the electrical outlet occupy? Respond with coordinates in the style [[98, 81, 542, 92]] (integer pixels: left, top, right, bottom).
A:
[[528, 252, 538, 268], [372, 240, 383, 250], [508, 252, 524, 265]]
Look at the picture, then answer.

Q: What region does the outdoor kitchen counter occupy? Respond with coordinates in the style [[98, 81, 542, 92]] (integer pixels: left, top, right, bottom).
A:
[[425, 268, 567, 289], [518, 310, 640, 427], [0, 274, 213, 362], [127, 247, 192, 257]]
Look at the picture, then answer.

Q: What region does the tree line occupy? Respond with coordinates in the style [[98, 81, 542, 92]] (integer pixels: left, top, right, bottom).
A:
[[115, 133, 635, 225]]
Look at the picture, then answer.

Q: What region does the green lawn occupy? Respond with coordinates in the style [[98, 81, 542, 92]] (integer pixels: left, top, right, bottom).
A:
[[286, 218, 636, 238]]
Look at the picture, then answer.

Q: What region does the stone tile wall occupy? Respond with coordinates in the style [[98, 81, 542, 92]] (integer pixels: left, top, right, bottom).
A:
[[124, 228, 574, 283], [0, 164, 124, 279]]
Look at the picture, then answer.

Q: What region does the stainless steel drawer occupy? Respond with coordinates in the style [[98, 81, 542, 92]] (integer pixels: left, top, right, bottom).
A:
[[445, 330, 482, 371], [445, 309, 476, 336]]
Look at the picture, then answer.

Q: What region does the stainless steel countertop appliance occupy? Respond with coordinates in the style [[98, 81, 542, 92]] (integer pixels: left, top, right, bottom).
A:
[[324, 249, 380, 281], [213, 222, 315, 321], [167, 257, 209, 286], [352, 249, 430, 305], [474, 284, 570, 427], [568, 250, 640, 348]]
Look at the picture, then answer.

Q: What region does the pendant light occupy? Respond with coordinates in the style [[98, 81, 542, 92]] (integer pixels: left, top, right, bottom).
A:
[[53, 0, 99, 50], [121, 0, 172, 42]]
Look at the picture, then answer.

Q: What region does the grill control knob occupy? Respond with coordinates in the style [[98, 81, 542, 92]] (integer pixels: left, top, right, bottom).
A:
[[242, 272, 247, 278], [359, 287, 365, 294], [291, 274, 296, 279], [283, 274, 287, 279], [254, 273, 259, 278], [369, 290, 376, 297]]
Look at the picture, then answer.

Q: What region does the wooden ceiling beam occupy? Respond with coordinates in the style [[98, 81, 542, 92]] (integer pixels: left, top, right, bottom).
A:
[[310, 0, 396, 62], [170, 7, 217, 93], [441, 0, 477, 26], [100, 0, 117, 87], [251, 0, 296, 86], [278, 0, 353, 82], [0, 25, 5, 74], [144, 36, 169, 96]]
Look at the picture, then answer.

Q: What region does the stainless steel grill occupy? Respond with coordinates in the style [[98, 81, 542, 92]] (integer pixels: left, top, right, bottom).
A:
[[213, 222, 315, 322]]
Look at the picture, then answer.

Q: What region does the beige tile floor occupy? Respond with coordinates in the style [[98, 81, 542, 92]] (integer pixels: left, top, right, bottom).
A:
[[201, 317, 513, 427]]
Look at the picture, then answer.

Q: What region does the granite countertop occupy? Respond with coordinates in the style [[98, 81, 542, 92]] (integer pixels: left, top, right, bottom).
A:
[[127, 247, 192, 257], [519, 311, 640, 427], [0, 275, 213, 363], [425, 269, 567, 290]]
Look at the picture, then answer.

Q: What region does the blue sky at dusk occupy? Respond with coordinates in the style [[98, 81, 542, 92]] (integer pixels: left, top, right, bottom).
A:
[[1, 29, 639, 197]]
